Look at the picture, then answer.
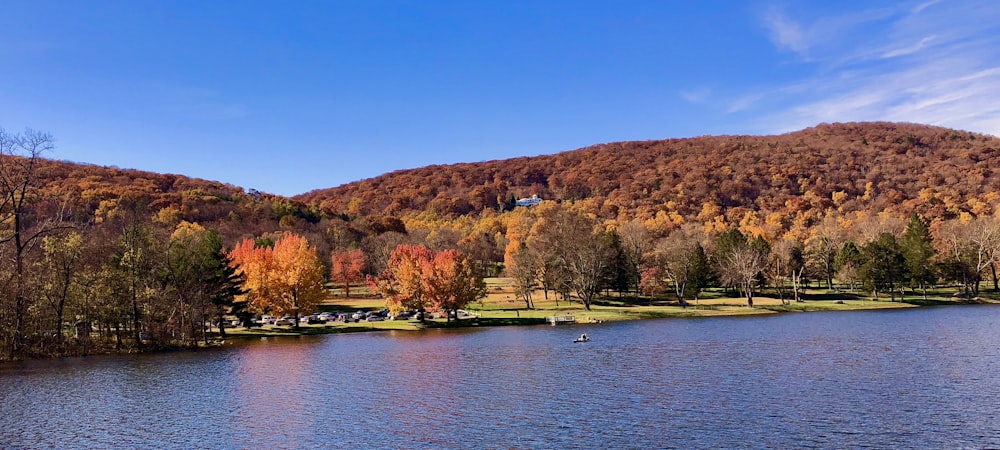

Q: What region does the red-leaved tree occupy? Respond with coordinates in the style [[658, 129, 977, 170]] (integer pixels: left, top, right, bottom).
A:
[[331, 248, 365, 298], [368, 245, 486, 321]]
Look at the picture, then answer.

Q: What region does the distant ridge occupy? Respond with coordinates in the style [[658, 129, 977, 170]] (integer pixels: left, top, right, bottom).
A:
[[294, 122, 998, 224]]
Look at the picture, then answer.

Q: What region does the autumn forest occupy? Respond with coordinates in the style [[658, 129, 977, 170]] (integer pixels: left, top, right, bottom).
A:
[[2, 122, 999, 360]]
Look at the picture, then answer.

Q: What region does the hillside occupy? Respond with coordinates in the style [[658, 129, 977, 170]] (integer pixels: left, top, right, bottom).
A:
[[25, 158, 342, 243], [296, 122, 999, 227], [24, 121, 1000, 240]]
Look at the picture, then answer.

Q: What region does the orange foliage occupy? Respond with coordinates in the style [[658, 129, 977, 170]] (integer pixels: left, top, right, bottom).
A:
[[331, 248, 365, 297], [229, 232, 325, 320], [368, 245, 485, 316], [295, 122, 997, 232]]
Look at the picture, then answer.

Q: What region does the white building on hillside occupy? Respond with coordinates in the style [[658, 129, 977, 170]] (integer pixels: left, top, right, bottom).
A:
[[516, 194, 542, 207]]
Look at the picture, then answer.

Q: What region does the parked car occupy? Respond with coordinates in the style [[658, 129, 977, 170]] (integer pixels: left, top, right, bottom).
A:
[[391, 311, 413, 320]]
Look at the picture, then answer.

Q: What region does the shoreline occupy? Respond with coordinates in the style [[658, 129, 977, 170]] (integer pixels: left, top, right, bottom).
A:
[[218, 294, 996, 340], [4, 294, 995, 361]]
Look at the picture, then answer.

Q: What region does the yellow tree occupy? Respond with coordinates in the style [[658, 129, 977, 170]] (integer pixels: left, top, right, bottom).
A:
[[271, 233, 326, 327], [229, 232, 326, 327]]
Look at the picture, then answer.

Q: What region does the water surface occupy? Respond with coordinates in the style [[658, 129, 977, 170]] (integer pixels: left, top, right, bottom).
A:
[[2, 306, 1000, 448]]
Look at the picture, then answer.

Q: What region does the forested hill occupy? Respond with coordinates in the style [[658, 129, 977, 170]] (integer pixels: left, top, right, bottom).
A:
[[295, 122, 999, 224], [26, 159, 333, 243]]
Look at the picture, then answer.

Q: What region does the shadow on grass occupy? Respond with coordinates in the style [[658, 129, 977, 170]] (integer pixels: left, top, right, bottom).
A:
[[901, 297, 987, 306], [426, 318, 547, 328], [799, 292, 866, 301], [592, 297, 690, 308]]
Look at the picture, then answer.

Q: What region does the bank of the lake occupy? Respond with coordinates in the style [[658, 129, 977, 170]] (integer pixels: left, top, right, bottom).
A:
[[221, 289, 994, 340]]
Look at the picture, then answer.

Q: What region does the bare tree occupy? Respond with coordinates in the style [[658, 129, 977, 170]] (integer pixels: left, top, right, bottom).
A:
[[0, 128, 60, 357], [768, 238, 805, 305], [528, 205, 612, 310], [724, 244, 769, 307], [715, 229, 769, 308], [935, 217, 1000, 298], [564, 228, 614, 310], [618, 219, 652, 295], [805, 215, 846, 290], [651, 228, 708, 307], [504, 241, 538, 309], [361, 231, 409, 276], [527, 205, 573, 303]]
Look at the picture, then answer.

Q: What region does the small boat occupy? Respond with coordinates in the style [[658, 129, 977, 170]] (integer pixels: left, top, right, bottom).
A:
[[573, 334, 591, 343]]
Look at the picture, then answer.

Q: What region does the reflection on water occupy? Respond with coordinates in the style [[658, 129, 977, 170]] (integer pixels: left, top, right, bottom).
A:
[[2, 306, 1000, 448]]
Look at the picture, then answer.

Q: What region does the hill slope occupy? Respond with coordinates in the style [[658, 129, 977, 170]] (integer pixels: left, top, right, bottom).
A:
[[296, 122, 999, 226]]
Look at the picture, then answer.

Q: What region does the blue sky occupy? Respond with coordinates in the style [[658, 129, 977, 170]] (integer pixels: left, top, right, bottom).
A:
[[2, 0, 998, 196]]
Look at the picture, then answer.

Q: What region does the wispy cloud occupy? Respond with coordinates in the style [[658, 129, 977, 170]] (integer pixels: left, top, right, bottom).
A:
[[881, 35, 935, 58], [679, 87, 712, 104], [762, 10, 808, 57], [911, 0, 941, 14], [760, 6, 896, 62], [748, 0, 1000, 136], [727, 93, 765, 113]]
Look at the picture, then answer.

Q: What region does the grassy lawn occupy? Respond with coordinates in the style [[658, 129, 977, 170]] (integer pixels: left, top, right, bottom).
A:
[[221, 279, 997, 338]]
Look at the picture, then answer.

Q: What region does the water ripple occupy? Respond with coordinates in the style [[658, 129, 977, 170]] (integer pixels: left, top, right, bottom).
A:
[[2, 306, 1000, 448]]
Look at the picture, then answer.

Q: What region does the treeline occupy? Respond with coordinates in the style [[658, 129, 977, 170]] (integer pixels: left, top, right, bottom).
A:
[[0, 129, 417, 360], [501, 202, 1000, 310], [1, 127, 510, 360]]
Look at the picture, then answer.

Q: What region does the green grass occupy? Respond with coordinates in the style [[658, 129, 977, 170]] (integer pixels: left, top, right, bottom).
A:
[[218, 282, 999, 339]]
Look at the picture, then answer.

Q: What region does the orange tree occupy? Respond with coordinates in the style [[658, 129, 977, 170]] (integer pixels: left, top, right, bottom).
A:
[[423, 249, 487, 322], [368, 245, 485, 321], [368, 244, 434, 317], [229, 232, 325, 327]]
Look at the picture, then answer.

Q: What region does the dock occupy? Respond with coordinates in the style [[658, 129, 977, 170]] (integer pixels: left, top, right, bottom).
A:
[[547, 315, 576, 326]]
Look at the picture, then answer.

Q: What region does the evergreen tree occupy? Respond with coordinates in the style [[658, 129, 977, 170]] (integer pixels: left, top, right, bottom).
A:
[[900, 214, 936, 299], [860, 233, 905, 301], [603, 231, 631, 296], [202, 231, 248, 338], [688, 243, 712, 301], [835, 241, 863, 292]]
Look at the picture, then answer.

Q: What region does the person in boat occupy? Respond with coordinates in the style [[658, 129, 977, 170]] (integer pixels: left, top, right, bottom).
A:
[[580, 333, 589, 341]]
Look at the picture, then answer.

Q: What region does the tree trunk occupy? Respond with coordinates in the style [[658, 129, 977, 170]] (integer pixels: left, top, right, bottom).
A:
[[992, 262, 998, 291], [292, 289, 300, 328], [217, 312, 227, 339], [56, 297, 66, 353], [673, 280, 688, 308], [131, 276, 143, 351], [12, 231, 26, 356]]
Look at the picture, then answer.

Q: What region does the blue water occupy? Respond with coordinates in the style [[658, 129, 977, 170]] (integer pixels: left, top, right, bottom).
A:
[[2, 306, 1000, 449]]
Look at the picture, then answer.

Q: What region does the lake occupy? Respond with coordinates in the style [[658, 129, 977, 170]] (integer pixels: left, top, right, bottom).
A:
[[2, 305, 1000, 449]]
